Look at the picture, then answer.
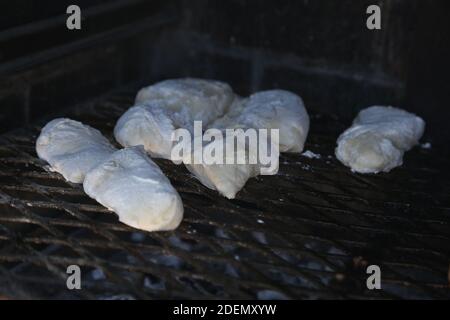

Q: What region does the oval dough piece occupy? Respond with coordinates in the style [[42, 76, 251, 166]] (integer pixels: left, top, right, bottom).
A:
[[114, 102, 179, 159], [36, 118, 116, 183], [135, 78, 235, 124], [115, 78, 236, 159], [210, 90, 310, 152], [83, 146, 183, 232], [335, 106, 425, 173]]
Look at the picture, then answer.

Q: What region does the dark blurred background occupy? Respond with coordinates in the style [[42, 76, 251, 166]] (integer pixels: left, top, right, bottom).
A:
[[0, 0, 449, 143]]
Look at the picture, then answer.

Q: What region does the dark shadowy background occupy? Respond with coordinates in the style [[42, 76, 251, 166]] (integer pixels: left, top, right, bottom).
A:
[[0, 0, 449, 143]]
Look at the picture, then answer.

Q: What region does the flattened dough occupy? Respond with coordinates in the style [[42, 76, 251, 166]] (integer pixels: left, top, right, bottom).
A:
[[115, 78, 235, 159], [335, 106, 425, 173], [83, 146, 183, 232], [36, 118, 116, 183]]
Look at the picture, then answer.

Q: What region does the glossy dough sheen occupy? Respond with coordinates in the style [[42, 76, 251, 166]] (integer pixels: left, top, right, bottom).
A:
[[36, 118, 116, 183], [185, 89, 309, 199], [83, 146, 183, 232], [335, 106, 425, 173], [114, 78, 235, 159]]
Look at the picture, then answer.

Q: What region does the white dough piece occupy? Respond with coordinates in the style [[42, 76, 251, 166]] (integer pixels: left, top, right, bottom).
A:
[[210, 90, 310, 153], [36, 118, 116, 183], [184, 89, 307, 199], [135, 78, 235, 124], [83, 146, 183, 232], [183, 134, 278, 199], [115, 78, 235, 159], [114, 101, 186, 159], [335, 106, 425, 173]]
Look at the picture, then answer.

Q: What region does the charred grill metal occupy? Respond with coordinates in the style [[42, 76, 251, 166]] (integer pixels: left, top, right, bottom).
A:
[[0, 88, 449, 299]]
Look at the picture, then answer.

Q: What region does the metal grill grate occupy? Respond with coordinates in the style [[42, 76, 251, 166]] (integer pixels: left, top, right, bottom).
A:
[[0, 87, 449, 299]]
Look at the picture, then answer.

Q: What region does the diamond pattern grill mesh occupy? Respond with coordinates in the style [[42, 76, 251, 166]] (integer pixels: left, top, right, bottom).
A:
[[0, 88, 449, 299]]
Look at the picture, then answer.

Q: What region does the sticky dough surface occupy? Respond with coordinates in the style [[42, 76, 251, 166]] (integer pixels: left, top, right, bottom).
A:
[[185, 90, 308, 198], [211, 90, 310, 152], [183, 134, 275, 199], [36, 118, 116, 183], [83, 146, 183, 232], [335, 106, 425, 173], [115, 78, 235, 159]]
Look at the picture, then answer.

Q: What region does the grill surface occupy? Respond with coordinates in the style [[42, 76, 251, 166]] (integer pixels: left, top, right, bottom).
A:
[[0, 87, 449, 299]]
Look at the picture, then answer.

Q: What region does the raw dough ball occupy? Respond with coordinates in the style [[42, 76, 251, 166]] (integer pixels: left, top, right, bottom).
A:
[[115, 78, 236, 159], [336, 106, 425, 173]]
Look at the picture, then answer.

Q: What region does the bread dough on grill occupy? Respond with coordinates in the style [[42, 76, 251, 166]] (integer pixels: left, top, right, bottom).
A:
[[114, 78, 235, 159], [36, 118, 116, 183], [183, 133, 275, 199], [114, 101, 185, 159], [185, 90, 309, 199], [83, 146, 183, 232], [335, 106, 425, 173], [135, 78, 235, 124], [210, 90, 310, 152]]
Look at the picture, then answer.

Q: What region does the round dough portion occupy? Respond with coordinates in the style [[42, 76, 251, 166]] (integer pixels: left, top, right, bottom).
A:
[[210, 89, 310, 153], [336, 106, 425, 173], [336, 129, 403, 173], [114, 102, 179, 159], [353, 106, 425, 151]]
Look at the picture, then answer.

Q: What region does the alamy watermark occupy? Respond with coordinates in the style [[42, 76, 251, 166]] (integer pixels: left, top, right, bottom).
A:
[[366, 5, 381, 30], [66, 5, 81, 30], [66, 4, 381, 31], [366, 265, 381, 290], [66, 265, 81, 290], [170, 121, 279, 174]]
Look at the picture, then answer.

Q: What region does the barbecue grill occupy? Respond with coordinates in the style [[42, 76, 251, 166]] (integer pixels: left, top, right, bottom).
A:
[[0, 86, 449, 299], [0, 0, 449, 300]]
